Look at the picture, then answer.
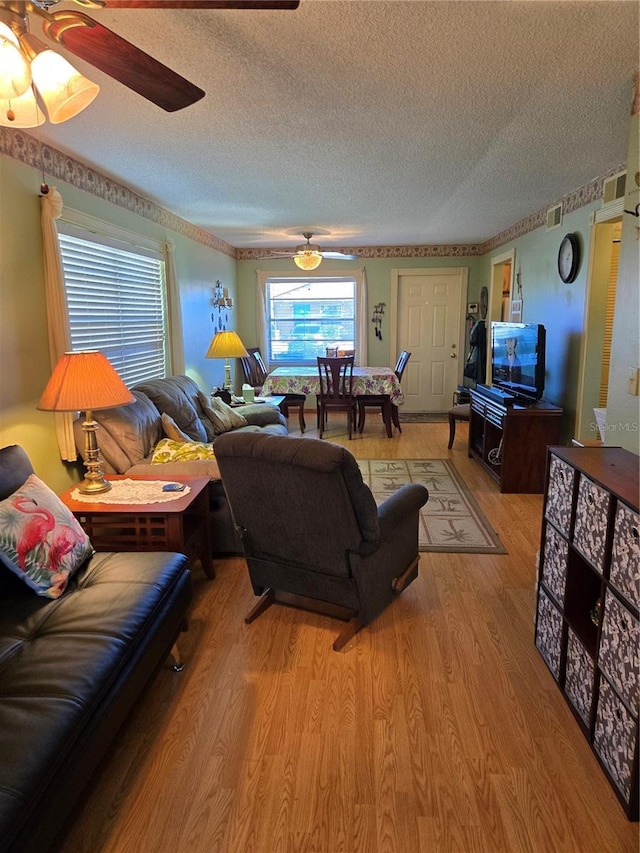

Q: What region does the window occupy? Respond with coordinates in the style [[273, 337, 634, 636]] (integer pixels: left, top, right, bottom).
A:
[[57, 221, 167, 387], [266, 277, 356, 363]]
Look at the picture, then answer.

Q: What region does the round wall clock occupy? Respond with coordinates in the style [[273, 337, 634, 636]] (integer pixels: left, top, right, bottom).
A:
[[558, 232, 580, 283]]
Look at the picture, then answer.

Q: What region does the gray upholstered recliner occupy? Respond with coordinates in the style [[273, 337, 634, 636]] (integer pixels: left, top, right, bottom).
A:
[[214, 432, 429, 650]]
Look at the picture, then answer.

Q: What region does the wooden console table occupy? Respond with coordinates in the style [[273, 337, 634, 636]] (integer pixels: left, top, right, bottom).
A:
[[468, 389, 562, 493], [59, 475, 214, 578]]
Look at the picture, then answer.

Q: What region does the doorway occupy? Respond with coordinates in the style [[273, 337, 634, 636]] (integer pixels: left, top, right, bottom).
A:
[[486, 249, 516, 385], [390, 268, 468, 412], [489, 249, 516, 321]]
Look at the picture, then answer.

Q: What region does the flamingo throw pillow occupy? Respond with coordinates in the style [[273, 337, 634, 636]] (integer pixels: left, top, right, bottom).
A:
[[0, 474, 94, 598]]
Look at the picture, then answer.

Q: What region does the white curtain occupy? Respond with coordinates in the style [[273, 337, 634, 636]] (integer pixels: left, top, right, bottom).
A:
[[256, 268, 269, 367], [40, 188, 76, 461], [355, 267, 368, 366], [165, 239, 185, 374]]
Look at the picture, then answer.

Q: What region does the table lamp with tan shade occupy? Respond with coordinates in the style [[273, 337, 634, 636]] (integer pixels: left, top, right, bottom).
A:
[[38, 351, 134, 495], [205, 330, 248, 393]]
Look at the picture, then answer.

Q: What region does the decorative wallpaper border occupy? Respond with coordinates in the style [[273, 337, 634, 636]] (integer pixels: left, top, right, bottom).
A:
[[480, 164, 626, 254], [0, 126, 625, 260], [236, 243, 484, 260], [0, 127, 236, 259]]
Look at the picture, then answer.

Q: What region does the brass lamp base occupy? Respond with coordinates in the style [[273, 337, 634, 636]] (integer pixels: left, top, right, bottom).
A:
[[77, 472, 112, 495], [78, 411, 112, 495]]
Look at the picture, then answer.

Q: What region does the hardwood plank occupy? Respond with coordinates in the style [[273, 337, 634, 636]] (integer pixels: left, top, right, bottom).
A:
[[54, 422, 639, 853]]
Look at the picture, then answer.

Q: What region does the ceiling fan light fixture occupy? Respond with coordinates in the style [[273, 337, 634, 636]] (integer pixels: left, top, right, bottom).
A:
[[21, 33, 99, 124], [0, 23, 31, 100], [293, 250, 323, 271], [0, 84, 45, 127]]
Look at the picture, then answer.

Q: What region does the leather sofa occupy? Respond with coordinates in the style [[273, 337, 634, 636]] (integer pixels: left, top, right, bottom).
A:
[[74, 375, 288, 553], [0, 444, 193, 853]]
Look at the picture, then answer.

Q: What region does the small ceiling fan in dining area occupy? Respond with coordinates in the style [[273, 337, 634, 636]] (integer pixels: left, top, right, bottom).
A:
[[258, 232, 359, 270]]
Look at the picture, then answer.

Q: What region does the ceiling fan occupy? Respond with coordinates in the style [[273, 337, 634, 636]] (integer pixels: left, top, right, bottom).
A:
[[260, 232, 359, 270], [0, 0, 300, 115]]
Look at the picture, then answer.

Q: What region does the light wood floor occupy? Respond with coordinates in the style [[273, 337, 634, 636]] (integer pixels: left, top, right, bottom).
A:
[[56, 418, 639, 853]]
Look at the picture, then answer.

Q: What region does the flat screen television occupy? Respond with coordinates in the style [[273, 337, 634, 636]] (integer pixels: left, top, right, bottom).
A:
[[490, 321, 546, 403]]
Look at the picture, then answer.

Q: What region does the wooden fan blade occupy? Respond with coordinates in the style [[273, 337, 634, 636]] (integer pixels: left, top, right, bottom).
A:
[[43, 11, 205, 112], [99, 2, 300, 8]]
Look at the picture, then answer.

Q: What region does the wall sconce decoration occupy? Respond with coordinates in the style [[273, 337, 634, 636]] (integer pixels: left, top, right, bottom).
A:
[[510, 266, 523, 322], [211, 280, 233, 331], [371, 303, 385, 340]]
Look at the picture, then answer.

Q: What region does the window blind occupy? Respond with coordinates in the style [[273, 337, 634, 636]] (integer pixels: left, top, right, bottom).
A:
[[265, 276, 356, 364], [58, 232, 167, 387], [599, 239, 619, 408]]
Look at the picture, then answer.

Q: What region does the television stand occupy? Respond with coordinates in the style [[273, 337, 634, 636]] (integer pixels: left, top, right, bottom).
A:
[[468, 388, 563, 493], [474, 383, 516, 406]]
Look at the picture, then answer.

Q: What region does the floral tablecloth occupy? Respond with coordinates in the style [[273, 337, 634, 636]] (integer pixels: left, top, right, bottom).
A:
[[261, 366, 404, 406]]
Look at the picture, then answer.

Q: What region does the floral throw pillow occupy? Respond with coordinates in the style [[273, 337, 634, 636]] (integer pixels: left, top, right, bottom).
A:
[[0, 474, 94, 598], [151, 438, 216, 463]]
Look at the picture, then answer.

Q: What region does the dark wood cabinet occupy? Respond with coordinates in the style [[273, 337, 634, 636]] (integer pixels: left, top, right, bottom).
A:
[[535, 446, 640, 819], [468, 389, 562, 493]]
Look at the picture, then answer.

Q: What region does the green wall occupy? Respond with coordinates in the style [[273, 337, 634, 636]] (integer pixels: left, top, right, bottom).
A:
[[2, 97, 638, 494], [482, 204, 599, 442], [607, 110, 640, 453], [235, 255, 486, 368], [237, 217, 593, 446], [0, 156, 236, 492]]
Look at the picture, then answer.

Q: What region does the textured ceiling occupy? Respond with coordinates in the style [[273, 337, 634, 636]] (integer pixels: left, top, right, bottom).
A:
[[29, 0, 639, 251]]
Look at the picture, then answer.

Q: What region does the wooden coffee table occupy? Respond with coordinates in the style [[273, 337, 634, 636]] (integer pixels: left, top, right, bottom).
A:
[[59, 474, 214, 579]]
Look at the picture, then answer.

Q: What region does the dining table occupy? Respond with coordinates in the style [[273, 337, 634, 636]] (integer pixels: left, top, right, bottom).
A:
[[261, 366, 404, 437]]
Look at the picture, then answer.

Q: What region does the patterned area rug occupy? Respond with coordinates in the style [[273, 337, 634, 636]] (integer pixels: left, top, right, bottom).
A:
[[358, 459, 507, 554]]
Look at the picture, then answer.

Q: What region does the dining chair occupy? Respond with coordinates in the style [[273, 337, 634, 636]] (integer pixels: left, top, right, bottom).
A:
[[317, 356, 357, 439], [356, 350, 411, 435], [241, 347, 306, 432], [240, 347, 267, 393], [448, 402, 470, 448]]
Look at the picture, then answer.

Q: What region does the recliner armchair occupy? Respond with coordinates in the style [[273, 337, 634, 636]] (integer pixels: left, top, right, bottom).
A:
[[214, 432, 429, 650]]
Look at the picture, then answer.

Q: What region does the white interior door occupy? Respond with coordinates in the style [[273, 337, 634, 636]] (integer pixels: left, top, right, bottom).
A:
[[391, 268, 467, 412]]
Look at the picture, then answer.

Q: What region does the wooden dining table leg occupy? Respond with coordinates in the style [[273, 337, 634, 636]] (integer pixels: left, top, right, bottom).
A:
[[382, 398, 393, 438], [391, 402, 402, 432]]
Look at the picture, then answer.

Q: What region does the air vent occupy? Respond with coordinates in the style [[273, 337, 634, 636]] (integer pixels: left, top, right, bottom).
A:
[[602, 171, 626, 206], [546, 203, 563, 231]]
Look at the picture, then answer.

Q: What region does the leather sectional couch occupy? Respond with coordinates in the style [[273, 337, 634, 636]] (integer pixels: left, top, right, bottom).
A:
[[74, 374, 288, 554], [0, 444, 193, 853]]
